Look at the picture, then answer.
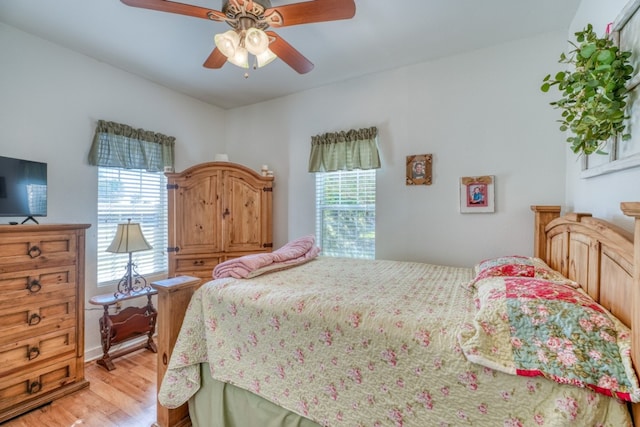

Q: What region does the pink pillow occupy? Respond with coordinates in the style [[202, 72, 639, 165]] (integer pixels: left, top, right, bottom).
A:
[[466, 263, 534, 289], [466, 256, 578, 290]]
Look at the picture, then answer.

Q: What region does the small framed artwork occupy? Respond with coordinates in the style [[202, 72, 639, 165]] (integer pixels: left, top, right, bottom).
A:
[[406, 154, 432, 185], [459, 175, 495, 213]]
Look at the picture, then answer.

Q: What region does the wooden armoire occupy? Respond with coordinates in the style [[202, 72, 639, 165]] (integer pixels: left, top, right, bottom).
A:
[[165, 162, 273, 281]]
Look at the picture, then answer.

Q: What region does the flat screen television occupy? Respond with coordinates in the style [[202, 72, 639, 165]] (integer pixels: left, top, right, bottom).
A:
[[0, 156, 47, 223]]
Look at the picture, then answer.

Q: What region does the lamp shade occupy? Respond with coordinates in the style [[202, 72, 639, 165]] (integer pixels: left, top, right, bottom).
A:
[[106, 220, 152, 254], [227, 46, 249, 68], [215, 30, 240, 58], [256, 48, 277, 68], [244, 28, 269, 56]]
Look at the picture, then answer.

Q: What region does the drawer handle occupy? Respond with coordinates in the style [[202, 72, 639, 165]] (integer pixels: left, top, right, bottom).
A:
[[28, 346, 41, 360], [28, 313, 42, 326], [27, 279, 42, 293], [28, 245, 42, 258], [28, 381, 42, 394], [162, 352, 168, 366], [193, 260, 204, 266]]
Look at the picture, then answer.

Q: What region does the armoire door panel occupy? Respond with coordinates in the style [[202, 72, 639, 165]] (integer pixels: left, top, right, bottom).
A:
[[223, 171, 267, 252], [171, 171, 222, 255]]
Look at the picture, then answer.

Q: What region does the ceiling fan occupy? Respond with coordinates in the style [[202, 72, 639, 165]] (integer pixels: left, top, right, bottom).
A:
[[120, 0, 356, 74]]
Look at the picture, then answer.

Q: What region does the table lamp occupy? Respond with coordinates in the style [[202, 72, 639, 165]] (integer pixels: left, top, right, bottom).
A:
[[106, 219, 152, 297]]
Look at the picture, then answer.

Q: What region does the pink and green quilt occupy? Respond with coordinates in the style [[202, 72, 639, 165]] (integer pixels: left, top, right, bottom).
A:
[[459, 276, 640, 403]]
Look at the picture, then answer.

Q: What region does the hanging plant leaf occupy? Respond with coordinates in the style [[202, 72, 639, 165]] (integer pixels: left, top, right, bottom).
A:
[[541, 24, 634, 156], [597, 50, 614, 64], [580, 44, 597, 59]]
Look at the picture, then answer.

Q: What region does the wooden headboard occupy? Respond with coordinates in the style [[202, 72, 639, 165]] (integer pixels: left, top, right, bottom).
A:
[[532, 203, 640, 423]]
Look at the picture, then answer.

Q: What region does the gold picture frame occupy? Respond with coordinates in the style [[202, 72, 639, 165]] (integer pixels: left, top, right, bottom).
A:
[[406, 154, 432, 185]]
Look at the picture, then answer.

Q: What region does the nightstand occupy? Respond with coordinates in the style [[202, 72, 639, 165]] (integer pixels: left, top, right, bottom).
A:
[[89, 287, 158, 371]]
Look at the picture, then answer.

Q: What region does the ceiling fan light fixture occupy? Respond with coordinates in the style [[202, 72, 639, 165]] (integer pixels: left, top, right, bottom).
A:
[[120, 0, 357, 74], [227, 46, 250, 68], [244, 28, 270, 56], [256, 48, 277, 68], [214, 30, 240, 58]]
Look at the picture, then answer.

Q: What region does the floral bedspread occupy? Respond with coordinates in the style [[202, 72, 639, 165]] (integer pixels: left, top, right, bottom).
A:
[[159, 257, 631, 426]]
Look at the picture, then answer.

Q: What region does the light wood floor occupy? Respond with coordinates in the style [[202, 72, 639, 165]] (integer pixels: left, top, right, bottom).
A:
[[2, 349, 157, 427]]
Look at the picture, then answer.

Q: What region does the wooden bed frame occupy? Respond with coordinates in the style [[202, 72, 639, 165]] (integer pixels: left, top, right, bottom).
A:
[[151, 202, 640, 427], [532, 203, 640, 424]]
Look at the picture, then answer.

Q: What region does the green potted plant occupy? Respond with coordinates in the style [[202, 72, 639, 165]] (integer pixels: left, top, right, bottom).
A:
[[541, 24, 634, 156]]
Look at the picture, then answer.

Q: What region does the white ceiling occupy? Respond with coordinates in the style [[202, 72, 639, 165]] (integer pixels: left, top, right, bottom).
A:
[[0, 0, 581, 110]]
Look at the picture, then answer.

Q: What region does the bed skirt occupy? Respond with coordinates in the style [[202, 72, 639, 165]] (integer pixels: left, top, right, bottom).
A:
[[190, 363, 321, 427]]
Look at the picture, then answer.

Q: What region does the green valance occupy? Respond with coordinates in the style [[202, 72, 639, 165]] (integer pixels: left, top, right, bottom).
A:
[[88, 120, 175, 172], [308, 126, 380, 172]]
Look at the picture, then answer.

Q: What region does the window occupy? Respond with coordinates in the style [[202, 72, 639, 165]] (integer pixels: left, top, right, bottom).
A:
[[97, 167, 167, 285], [580, 2, 640, 178], [315, 169, 376, 259]]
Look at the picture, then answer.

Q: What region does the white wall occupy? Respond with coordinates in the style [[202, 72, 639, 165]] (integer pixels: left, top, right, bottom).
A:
[[565, 0, 640, 228], [0, 19, 590, 357], [0, 23, 227, 358], [226, 31, 570, 267]]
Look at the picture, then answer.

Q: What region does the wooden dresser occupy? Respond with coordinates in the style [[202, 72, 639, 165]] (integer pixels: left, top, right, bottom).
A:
[[166, 162, 273, 281], [0, 224, 90, 423]]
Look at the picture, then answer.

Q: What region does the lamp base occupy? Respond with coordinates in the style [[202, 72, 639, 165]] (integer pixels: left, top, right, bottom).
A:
[[114, 260, 151, 299]]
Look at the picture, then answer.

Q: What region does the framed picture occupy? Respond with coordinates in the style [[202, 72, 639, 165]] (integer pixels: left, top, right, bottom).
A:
[[459, 175, 495, 213], [406, 154, 432, 185]]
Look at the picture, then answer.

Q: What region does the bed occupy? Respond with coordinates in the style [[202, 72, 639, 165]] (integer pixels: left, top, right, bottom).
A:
[[151, 203, 640, 427]]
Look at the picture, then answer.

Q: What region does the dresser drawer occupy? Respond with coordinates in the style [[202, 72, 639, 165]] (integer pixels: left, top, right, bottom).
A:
[[175, 256, 222, 271], [0, 295, 76, 346], [0, 356, 77, 413], [0, 265, 77, 300], [174, 256, 222, 280], [0, 231, 77, 273], [0, 327, 76, 376]]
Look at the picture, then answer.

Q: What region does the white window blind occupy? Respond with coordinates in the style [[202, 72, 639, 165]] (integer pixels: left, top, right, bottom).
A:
[[315, 169, 376, 259], [97, 167, 168, 285]]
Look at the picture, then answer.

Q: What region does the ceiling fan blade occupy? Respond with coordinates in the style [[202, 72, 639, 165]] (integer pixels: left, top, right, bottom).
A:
[[266, 31, 314, 74], [264, 0, 355, 27], [120, 0, 227, 22], [203, 48, 227, 69]]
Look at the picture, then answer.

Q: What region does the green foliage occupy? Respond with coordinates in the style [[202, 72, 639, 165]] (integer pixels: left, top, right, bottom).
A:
[[541, 24, 634, 156], [320, 210, 375, 258]]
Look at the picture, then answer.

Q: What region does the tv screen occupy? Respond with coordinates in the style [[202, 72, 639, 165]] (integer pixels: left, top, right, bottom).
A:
[[0, 156, 48, 218]]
